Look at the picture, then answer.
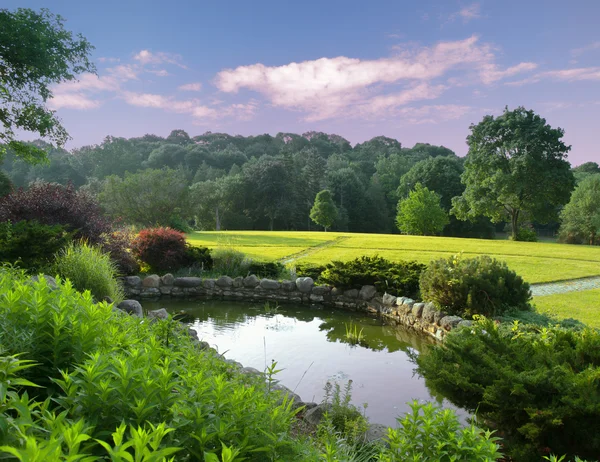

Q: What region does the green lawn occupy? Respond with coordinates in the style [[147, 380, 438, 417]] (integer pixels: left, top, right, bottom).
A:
[[533, 289, 600, 328], [186, 231, 600, 284]]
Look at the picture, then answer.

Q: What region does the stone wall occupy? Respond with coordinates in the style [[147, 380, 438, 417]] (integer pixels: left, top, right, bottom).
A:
[[121, 274, 471, 341]]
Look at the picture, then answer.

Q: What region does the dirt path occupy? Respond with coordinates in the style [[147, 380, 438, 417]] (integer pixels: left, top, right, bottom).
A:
[[279, 236, 349, 265], [531, 276, 600, 296]]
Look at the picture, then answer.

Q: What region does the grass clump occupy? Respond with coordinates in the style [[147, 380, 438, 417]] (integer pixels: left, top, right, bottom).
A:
[[53, 241, 124, 302], [211, 247, 251, 277]]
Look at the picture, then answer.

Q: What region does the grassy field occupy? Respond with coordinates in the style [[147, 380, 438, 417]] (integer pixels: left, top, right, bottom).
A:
[[534, 289, 600, 328], [187, 231, 600, 284]]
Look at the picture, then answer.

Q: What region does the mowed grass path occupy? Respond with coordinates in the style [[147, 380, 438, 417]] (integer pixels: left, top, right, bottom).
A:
[[187, 231, 600, 285], [534, 289, 600, 328]]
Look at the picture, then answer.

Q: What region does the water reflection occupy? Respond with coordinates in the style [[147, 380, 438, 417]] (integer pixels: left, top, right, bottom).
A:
[[143, 299, 462, 427]]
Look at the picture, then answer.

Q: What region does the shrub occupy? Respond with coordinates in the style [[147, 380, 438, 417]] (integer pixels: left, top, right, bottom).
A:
[[185, 245, 213, 270], [513, 226, 538, 242], [100, 228, 140, 275], [318, 255, 425, 299], [0, 220, 72, 271], [0, 182, 111, 244], [53, 241, 124, 302], [248, 261, 284, 279], [132, 227, 189, 272], [211, 247, 251, 277], [419, 254, 531, 317], [293, 262, 326, 280], [415, 317, 600, 461]]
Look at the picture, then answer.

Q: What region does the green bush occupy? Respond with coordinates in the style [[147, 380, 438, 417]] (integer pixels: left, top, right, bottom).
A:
[[53, 241, 124, 303], [248, 261, 285, 279], [211, 247, 251, 277], [415, 317, 600, 461], [419, 254, 531, 317], [318, 255, 425, 299], [293, 262, 326, 280], [513, 226, 538, 242], [185, 245, 213, 270], [0, 220, 72, 272]]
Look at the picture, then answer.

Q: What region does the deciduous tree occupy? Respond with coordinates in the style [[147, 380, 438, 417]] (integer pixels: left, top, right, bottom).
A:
[[396, 183, 448, 235], [559, 174, 600, 245], [310, 190, 337, 231]]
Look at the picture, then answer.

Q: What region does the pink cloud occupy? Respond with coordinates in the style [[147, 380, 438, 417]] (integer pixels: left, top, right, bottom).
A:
[[448, 3, 482, 23], [133, 50, 187, 69], [179, 82, 203, 91], [506, 66, 600, 86], [48, 93, 102, 110]]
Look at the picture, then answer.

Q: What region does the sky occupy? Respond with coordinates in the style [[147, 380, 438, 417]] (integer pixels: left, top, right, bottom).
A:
[[6, 0, 600, 165]]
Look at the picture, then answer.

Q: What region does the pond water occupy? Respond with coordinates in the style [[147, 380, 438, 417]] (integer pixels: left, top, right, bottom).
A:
[[143, 299, 463, 427]]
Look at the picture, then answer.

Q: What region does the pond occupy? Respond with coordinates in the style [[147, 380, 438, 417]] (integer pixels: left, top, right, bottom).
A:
[[143, 299, 463, 427]]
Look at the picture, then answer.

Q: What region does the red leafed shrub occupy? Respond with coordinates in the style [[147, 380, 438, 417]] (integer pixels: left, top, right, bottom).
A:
[[131, 227, 189, 272], [100, 229, 140, 275], [0, 182, 111, 244]]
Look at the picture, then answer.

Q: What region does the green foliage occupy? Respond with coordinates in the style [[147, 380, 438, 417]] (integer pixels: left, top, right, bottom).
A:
[[344, 323, 366, 347], [396, 183, 449, 236], [452, 106, 575, 240], [185, 245, 213, 271], [310, 189, 338, 231], [559, 174, 600, 245], [0, 220, 72, 272], [248, 261, 285, 279], [293, 262, 327, 280], [419, 254, 531, 317], [322, 380, 368, 441], [0, 170, 12, 196], [381, 401, 502, 461], [415, 317, 600, 461], [0, 8, 95, 162], [512, 225, 538, 242], [53, 241, 124, 302], [319, 255, 425, 299], [211, 247, 251, 277]]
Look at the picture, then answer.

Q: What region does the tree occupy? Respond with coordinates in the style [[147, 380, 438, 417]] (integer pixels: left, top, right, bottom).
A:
[[452, 107, 575, 240], [396, 183, 448, 235], [573, 162, 600, 184], [0, 8, 95, 162], [310, 190, 337, 231], [559, 174, 600, 245]]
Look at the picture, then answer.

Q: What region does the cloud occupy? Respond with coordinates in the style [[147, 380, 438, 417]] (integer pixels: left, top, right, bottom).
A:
[[178, 82, 203, 91], [107, 64, 139, 80], [571, 41, 600, 57], [48, 93, 102, 110], [506, 66, 600, 86], [97, 57, 120, 63], [133, 50, 187, 69], [148, 69, 170, 77], [215, 36, 534, 120], [448, 3, 482, 23], [49, 73, 120, 109]]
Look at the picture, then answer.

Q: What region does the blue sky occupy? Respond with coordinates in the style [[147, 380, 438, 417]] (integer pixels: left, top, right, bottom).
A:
[[7, 0, 600, 164]]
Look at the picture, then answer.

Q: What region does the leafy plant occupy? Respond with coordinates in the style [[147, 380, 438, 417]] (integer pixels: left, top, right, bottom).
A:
[[248, 261, 284, 279], [321, 380, 368, 442], [0, 220, 72, 272], [53, 241, 124, 302], [419, 254, 531, 318], [319, 255, 425, 299], [211, 247, 251, 278], [293, 262, 327, 281], [132, 227, 190, 272]]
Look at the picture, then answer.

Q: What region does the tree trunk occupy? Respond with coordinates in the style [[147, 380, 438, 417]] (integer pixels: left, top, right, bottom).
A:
[[324, 226, 328, 232], [269, 216, 274, 231], [511, 210, 519, 240], [215, 206, 221, 231]]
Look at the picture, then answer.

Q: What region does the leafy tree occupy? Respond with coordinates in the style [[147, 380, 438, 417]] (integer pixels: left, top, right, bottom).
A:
[[452, 107, 575, 240], [310, 190, 337, 231], [0, 170, 12, 196], [559, 174, 600, 245], [99, 168, 190, 227], [573, 161, 600, 183], [396, 183, 448, 235], [0, 8, 95, 162]]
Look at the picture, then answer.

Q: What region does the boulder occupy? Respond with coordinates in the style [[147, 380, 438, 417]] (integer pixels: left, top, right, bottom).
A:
[[363, 423, 389, 444], [123, 276, 142, 288], [309, 294, 324, 303], [282, 280, 296, 292], [260, 279, 281, 290], [311, 285, 331, 296], [382, 293, 397, 306], [202, 279, 215, 289], [411, 302, 425, 318], [440, 315, 463, 330], [216, 276, 233, 288], [233, 276, 244, 288], [243, 274, 260, 288], [241, 366, 263, 376], [421, 302, 437, 323], [271, 383, 304, 409], [296, 277, 314, 293], [148, 308, 169, 321], [142, 275, 160, 288], [401, 298, 415, 308], [331, 287, 343, 296], [433, 310, 447, 326], [160, 273, 174, 286], [359, 285, 377, 300], [173, 277, 202, 288], [116, 300, 143, 317], [458, 320, 473, 328], [304, 403, 333, 426], [344, 289, 359, 299]]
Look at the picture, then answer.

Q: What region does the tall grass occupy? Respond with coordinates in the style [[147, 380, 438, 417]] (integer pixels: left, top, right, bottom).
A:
[[211, 247, 251, 277], [53, 241, 124, 302]]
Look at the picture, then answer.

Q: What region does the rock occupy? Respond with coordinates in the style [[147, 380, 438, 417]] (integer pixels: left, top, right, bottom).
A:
[[433, 310, 447, 326], [401, 298, 415, 308], [458, 320, 473, 328], [159, 286, 172, 295], [173, 277, 202, 288], [440, 315, 463, 330], [271, 383, 303, 409], [29, 274, 58, 290], [123, 276, 142, 288], [101, 296, 114, 304], [233, 276, 244, 288], [359, 285, 377, 300], [411, 302, 425, 318], [344, 289, 359, 299], [116, 300, 143, 317], [202, 279, 215, 289], [363, 423, 389, 444], [241, 366, 263, 376], [296, 277, 314, 293], [331, 287, 343, 296], [282, 280, 296, 292], [142, 275, 160, 288], [304, 403, 333, 426], [216, 276, 233, 288], [140, 288, 160, 297], [148, 308, 169, 321], [310, 294, 324, 302], [311, 285, 331, 296], [260, 279, 281, 290], [243, 274, 260, 288], [160, 273, 174, 286], [382, 293, 397, 306], [422, 302, 437, 323]]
